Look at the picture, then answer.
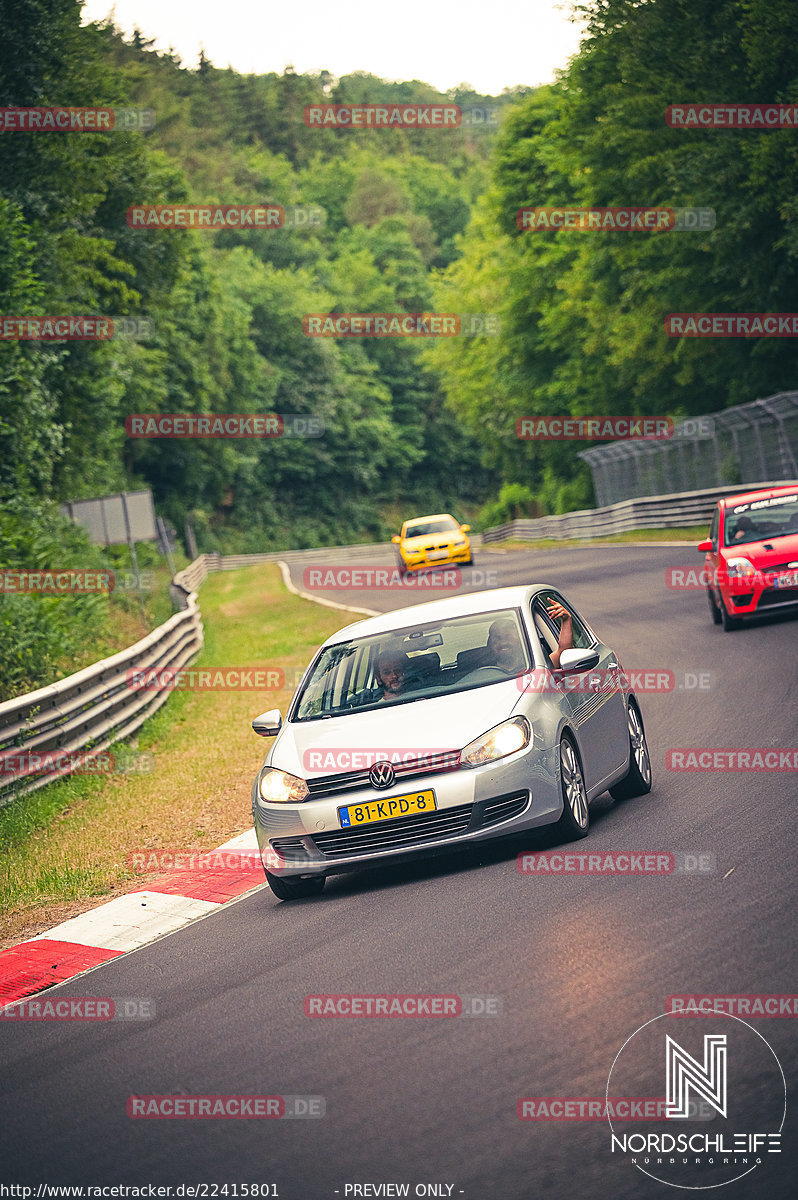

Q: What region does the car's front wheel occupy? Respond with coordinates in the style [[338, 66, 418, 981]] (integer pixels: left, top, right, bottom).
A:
[[609, 699, 652, 800], [707, 587, 722, 625], [265, 871, 326, 901], [554, 734, 590, 840], [719, 591, 743, 631]]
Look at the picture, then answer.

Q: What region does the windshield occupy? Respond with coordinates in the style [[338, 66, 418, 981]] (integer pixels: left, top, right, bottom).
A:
[[723, 494, 798, 547], [292, 608, 531, 722], [404, 518, 459, 538]]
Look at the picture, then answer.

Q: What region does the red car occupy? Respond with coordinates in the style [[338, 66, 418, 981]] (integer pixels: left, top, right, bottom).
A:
[[698, 484, 798, 630]]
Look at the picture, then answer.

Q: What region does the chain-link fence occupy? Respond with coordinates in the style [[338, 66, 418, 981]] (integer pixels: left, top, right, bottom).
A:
[[578, 392, 798, 508]]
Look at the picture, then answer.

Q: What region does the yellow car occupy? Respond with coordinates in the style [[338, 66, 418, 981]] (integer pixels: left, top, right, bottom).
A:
[[392, 513, 472, 575]]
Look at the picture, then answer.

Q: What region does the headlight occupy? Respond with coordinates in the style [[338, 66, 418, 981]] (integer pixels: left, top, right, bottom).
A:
[[461, 716, 531, 767], [258, 767, 309, 804], [725, 557, 757, 579]]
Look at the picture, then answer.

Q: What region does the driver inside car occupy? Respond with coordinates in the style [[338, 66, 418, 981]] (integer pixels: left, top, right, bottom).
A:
[[374, 649, 409, 701]]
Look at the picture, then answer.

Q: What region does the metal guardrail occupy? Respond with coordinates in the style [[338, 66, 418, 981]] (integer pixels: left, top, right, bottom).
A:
[[0, 592, 203, 805], [481, 481, 798, 543]]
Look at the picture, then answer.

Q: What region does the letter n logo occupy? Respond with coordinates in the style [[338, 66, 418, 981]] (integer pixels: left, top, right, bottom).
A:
[[666, 1034, 727, 1118]]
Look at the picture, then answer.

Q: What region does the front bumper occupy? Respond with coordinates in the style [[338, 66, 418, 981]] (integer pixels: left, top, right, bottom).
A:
[[719, 575, 798, 616], [253, 744, 561, 877], [402, 545, 471, 571]]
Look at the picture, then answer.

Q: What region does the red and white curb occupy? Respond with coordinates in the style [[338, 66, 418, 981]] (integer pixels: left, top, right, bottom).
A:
[[0, 828, 265, 1008]]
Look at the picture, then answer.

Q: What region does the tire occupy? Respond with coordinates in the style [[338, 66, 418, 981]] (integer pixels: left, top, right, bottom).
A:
[[554, 734, 590, 840], [609, 699, 653, 800], [265, 871, 325, 901], [719, 591, 742, 631], [707, 587, 722, 625]]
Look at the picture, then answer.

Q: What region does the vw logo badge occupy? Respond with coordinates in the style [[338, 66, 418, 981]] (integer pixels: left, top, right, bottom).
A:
[[369, 761, 395, 790]]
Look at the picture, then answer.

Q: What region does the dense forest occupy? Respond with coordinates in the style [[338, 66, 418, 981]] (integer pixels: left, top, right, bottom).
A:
[[1, 0, 797, 696], [0, 2, 519, 554]]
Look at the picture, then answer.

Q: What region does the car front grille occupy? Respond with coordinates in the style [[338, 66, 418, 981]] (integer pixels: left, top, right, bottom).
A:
[[276, 790, 530, 862], [481, 793, 529, 826], [311, 802, 474, 858], [758, 588, 798, 607], [305, 750, 461, 798], [270, 836, 313, 861]]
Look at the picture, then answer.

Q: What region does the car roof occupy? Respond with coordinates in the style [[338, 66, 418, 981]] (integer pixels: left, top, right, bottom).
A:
[[323, 584, 557, 645], [719, 483, 798, 509], [402, 513, 456, 525]]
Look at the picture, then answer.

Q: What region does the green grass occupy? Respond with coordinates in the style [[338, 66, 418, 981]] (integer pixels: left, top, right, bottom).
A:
[[0, 563, 349, 947]]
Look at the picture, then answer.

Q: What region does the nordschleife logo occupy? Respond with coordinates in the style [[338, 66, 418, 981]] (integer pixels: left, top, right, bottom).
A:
[[606, 1011, 785, 1189]]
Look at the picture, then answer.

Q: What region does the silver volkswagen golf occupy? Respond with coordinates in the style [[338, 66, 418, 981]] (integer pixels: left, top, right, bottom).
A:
[[251, 585, 652, 899]]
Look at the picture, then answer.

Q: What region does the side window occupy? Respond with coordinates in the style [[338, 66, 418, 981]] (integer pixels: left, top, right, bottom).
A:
[[534, 592, 593, 652], [710, 506, 720, 548]]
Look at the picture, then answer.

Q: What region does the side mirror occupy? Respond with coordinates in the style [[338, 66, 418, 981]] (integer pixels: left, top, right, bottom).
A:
[[461, 524, 471, 533], [697, 540, 712, 553], [391, 535, 401, 544], [558, 648, 600, 674], [252, 709, 282, 737]]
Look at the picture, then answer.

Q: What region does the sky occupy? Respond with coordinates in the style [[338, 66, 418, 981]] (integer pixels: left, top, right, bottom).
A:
[[81, 0, 586, 96]]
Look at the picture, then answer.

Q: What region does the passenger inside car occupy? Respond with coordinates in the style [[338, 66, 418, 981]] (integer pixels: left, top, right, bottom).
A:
[[482, 618, 526, 672]]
